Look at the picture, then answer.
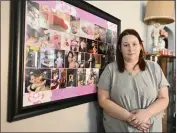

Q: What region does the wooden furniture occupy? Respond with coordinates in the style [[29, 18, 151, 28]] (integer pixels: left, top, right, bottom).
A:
[[146, 54, 176, 133]]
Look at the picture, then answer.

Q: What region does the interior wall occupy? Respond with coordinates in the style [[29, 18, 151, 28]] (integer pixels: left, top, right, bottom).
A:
[[1, 1, 147, 132]]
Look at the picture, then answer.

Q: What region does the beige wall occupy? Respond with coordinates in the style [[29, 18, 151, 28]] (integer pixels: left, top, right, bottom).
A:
[[1, 1, 146, 132]]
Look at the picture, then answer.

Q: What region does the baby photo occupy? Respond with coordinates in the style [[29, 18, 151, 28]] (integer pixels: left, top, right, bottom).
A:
[[51, 68, 66, 90], [98, 41, 106, 55], [54, 50, 65, 68], [77, 68, 86, 87], [84, 53, 95, 68], [26, 25, 45, 46], [39, 6, 52, 29], [106, 29, 112, 44], [70, 15, 80, 35], [39, 4, 70, 31], [61, 33, 71, 51], [80, 20, 94, 39], [39, 48, 55, 68], [25, 69, 51, 93], [87, 39, 98, 54], [50, 10, 71, 33], [41, 29, 62, 50], [66, 69, 77, 87], [70, 35, 80, 52], [79, 37, 87, 52], [94, 24, 106, 42], [26, 1, 40, 31], [86, 68, 99, 85], [26, 46, 40, 68]]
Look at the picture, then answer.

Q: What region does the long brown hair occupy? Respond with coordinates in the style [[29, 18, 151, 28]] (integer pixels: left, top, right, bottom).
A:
[[116, 29, 146, 72]]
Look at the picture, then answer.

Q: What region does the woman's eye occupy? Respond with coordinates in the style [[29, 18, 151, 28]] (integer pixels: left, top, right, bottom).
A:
[[133, 43, 137, 46], [124, 44, 128, 47]]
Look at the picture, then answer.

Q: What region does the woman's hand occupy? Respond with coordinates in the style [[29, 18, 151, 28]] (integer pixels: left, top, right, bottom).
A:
[[137, 120, 151, 132], [127, 109, 151, 128]]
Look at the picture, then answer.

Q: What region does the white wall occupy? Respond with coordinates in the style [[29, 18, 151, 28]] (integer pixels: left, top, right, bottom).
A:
[[1, 1, 146, 132]]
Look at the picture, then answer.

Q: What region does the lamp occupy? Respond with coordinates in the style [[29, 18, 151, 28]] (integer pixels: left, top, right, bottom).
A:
[[144, 0, 174, 53]]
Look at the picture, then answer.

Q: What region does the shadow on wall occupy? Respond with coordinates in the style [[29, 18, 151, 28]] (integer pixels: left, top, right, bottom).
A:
[[88, 101, 106, 132], [164, 26, 174, 50], [140, 1, 146, 22]]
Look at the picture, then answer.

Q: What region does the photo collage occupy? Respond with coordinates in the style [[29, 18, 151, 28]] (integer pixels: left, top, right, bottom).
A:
[[24, 1, 117, 93]]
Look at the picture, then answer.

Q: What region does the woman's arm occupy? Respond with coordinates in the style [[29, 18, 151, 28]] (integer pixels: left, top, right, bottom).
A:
[[128, 86, 169, 127], [98, 88, 132, 121], [146, 86, 169, 117]]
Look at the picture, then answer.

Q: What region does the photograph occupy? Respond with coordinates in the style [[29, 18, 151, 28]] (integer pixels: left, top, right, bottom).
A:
[[41, 29, 62, 49], [51, 11, 71, 33], [70, 15, 80, 35], [106, 29, 112, 44], [39, 4, 53, 29], [61, 32, 71, 51], [112, 31, 117, 55], [26, 1, 40, 31], [66, 69, 77, 87], [77, 68, 86, 86], [54, 50, 65, 68], [39, 48, 55, 68], [80, 20, 94, 39], [79, 37, 87, 52], [101, 54, 108, 69], [26, 25, 46, 46], [112, 31, 117, 45], [39, 4, 71, 33], [84, 53, 96, 68], [70, 35, 80, 52], [26, 46, 40, 68], [51, 68, 66, 90], [94, 24, 106, 42], [25, 68, 51, 93], [77, 52, 85, 68], [98, 41, 106, 55], [87, 39, 98, 54], [107, 43, 116, 63], [65, 51, 79, 68], [86, 68, 99, 85], [93, 54, 101, 68]]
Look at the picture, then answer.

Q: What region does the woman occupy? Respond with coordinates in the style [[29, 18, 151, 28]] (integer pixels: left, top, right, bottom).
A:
[[65, 51, 73, 68], [97, 29, 170, 132]]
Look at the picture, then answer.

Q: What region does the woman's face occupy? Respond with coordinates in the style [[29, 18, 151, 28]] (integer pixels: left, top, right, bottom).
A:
[[121, 35, 142, 62], [80, 40, 86, 48], [68, 53, 73, 63]]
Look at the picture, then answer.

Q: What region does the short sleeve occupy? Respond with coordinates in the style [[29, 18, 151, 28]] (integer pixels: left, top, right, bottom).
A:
[[154, 62, 170, 89], [97, 64, 112, 91]]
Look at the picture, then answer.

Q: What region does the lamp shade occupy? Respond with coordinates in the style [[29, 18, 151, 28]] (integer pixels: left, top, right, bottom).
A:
[[144, 0, 175, 25]]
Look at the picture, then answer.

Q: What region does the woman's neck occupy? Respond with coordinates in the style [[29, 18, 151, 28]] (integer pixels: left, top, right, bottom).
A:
[[124, 59, 139, 70]]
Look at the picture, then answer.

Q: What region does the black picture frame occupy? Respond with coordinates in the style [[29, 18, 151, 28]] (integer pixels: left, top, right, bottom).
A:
[[7, 0, 121, 122]]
